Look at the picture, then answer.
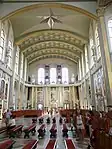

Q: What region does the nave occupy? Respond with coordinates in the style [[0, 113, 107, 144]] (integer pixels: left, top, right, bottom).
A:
[[0, 113, 89, 149]]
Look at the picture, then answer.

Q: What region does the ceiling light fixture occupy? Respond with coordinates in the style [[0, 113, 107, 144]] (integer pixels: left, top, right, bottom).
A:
[[39, 8, 62, 29]]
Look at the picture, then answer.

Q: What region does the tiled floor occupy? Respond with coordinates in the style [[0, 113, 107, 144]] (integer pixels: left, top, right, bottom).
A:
[[0, 114, 90, 149]]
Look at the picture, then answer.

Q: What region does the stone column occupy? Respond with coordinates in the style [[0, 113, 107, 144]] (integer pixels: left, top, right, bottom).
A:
[[60, 87, 64, 108], [72, 86, 75, 109], [31, 87, 34, 109], [45, 87, 49, 108], [35, 88, 37, 109], [87, 42, 96, 109], [97, 7, 112, 109], [8, 45, 16, 109], [47, 87, 50, 109], [17, 52, 22, 109]]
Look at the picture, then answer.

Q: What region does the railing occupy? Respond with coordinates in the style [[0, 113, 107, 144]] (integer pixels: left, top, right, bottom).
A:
[[25, 80, 82, 87]]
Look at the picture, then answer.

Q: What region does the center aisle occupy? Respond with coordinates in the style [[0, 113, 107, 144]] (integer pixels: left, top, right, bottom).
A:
[[37, 113, 66, 149], [0, 113, 89, 149]]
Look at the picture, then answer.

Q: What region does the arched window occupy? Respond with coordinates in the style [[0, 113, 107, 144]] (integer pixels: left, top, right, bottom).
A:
[[62, 67, 68, 84], [15, 47, 19, 74], [7, 40, 13, 68], [95, 27, 101, 60], [85, 46, 89, 73], [0, 29, 5, 60], [108, 19, 112, 52], [50, 68, 56, 84], [38, 68, 45, 84], [90, 38, 94, 68], [20, 53, 23, 78]]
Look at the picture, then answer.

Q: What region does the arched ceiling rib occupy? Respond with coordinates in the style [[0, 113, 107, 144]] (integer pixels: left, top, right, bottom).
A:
[[25, 48, 80, 59], [28, 54, 78, 65], [1, 3, 97, 21], [18, 30, 84, 64], [27, 48, 79, 62], [16, 29, 88, 46], [22, 40, 83, 54]]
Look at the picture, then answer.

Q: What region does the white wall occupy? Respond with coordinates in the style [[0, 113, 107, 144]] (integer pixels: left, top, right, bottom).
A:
[[28, 58, 77, 83]]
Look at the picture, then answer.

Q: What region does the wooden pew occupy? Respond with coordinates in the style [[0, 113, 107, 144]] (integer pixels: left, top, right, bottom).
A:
[[12, 110, 43, 117], [23, 124, 36, 138], [64, 139, 76, 149], [0, 126, 7, 134], [46, 117, 50, 124], [9, 125, 23, 138], [32, 118, 37, 123], [46, 139, 57, 149], [52, 117, 56, 124], [22, 140, 38, 149], [39, 117, 44, 124], [50, 124, 57, 138], [0, 139, 15, 149], [59, 117, 63, 124], [62, 124, 68, 138], [38, 124, 46, 138]]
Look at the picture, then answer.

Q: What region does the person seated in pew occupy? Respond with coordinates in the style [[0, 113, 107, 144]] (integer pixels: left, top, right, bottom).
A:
[[59, 117, 63, 124], [39, 117, 43, 124], [32, 118, 37, 123], [52, 117, 56, 123], [46, 117, 50, 124]]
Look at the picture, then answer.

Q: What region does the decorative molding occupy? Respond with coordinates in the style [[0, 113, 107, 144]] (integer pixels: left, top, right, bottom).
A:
[[96, 7, 106, 17], [98, 0, 112, 7], [28, 54, 78, 64], [26, 48, 80, 59], [16, 30, 86, 48], [1, 3, 97, 21]]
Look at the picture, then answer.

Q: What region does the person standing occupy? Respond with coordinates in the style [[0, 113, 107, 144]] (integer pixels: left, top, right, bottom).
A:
[[5, 109, 12, 126], [76, 111, 85, 141]]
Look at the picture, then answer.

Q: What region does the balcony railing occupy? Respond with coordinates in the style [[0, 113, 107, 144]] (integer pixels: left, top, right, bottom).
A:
[[25, 80, 81, 87]]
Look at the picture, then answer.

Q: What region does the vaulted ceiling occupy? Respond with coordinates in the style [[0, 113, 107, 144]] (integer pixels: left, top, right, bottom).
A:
[[7, 3, 97, 64]]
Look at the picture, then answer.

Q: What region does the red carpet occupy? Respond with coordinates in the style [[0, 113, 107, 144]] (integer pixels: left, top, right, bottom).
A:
[[0, 139, 15, 149], [65, 139, 75, 149], [23, 140, 38, 149], [46, 140, 56, 149]]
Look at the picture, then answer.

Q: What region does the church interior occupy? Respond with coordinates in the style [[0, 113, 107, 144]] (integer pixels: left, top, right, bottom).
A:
[[0, 0, 112, 148]]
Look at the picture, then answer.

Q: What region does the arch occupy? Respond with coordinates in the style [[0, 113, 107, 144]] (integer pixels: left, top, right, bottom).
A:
[[28, 54, 78, 64], [22, 40, 83, 53], [16, 29, 87, 45], [1, 3, 97, 21], [26, 48, 80, 59]]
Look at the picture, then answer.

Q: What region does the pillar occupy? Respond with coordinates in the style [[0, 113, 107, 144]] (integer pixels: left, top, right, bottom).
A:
[[8, 45, 16, 109], [31, 87, 34, 109], [97, 7, 112, 109]]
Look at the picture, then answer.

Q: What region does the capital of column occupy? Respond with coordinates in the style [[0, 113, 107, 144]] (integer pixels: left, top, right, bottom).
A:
[[96, 7, 106, 17], [98, 0, 112, 7]]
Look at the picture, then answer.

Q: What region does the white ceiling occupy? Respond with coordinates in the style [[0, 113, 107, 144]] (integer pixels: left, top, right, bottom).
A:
[[6, 3, 96, 64]]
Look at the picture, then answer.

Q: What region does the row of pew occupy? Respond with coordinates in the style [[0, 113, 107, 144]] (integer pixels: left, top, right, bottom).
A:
[[0, 139, 38, 149], [0, 116, 76, 149], [0, 138, 76, 149]]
